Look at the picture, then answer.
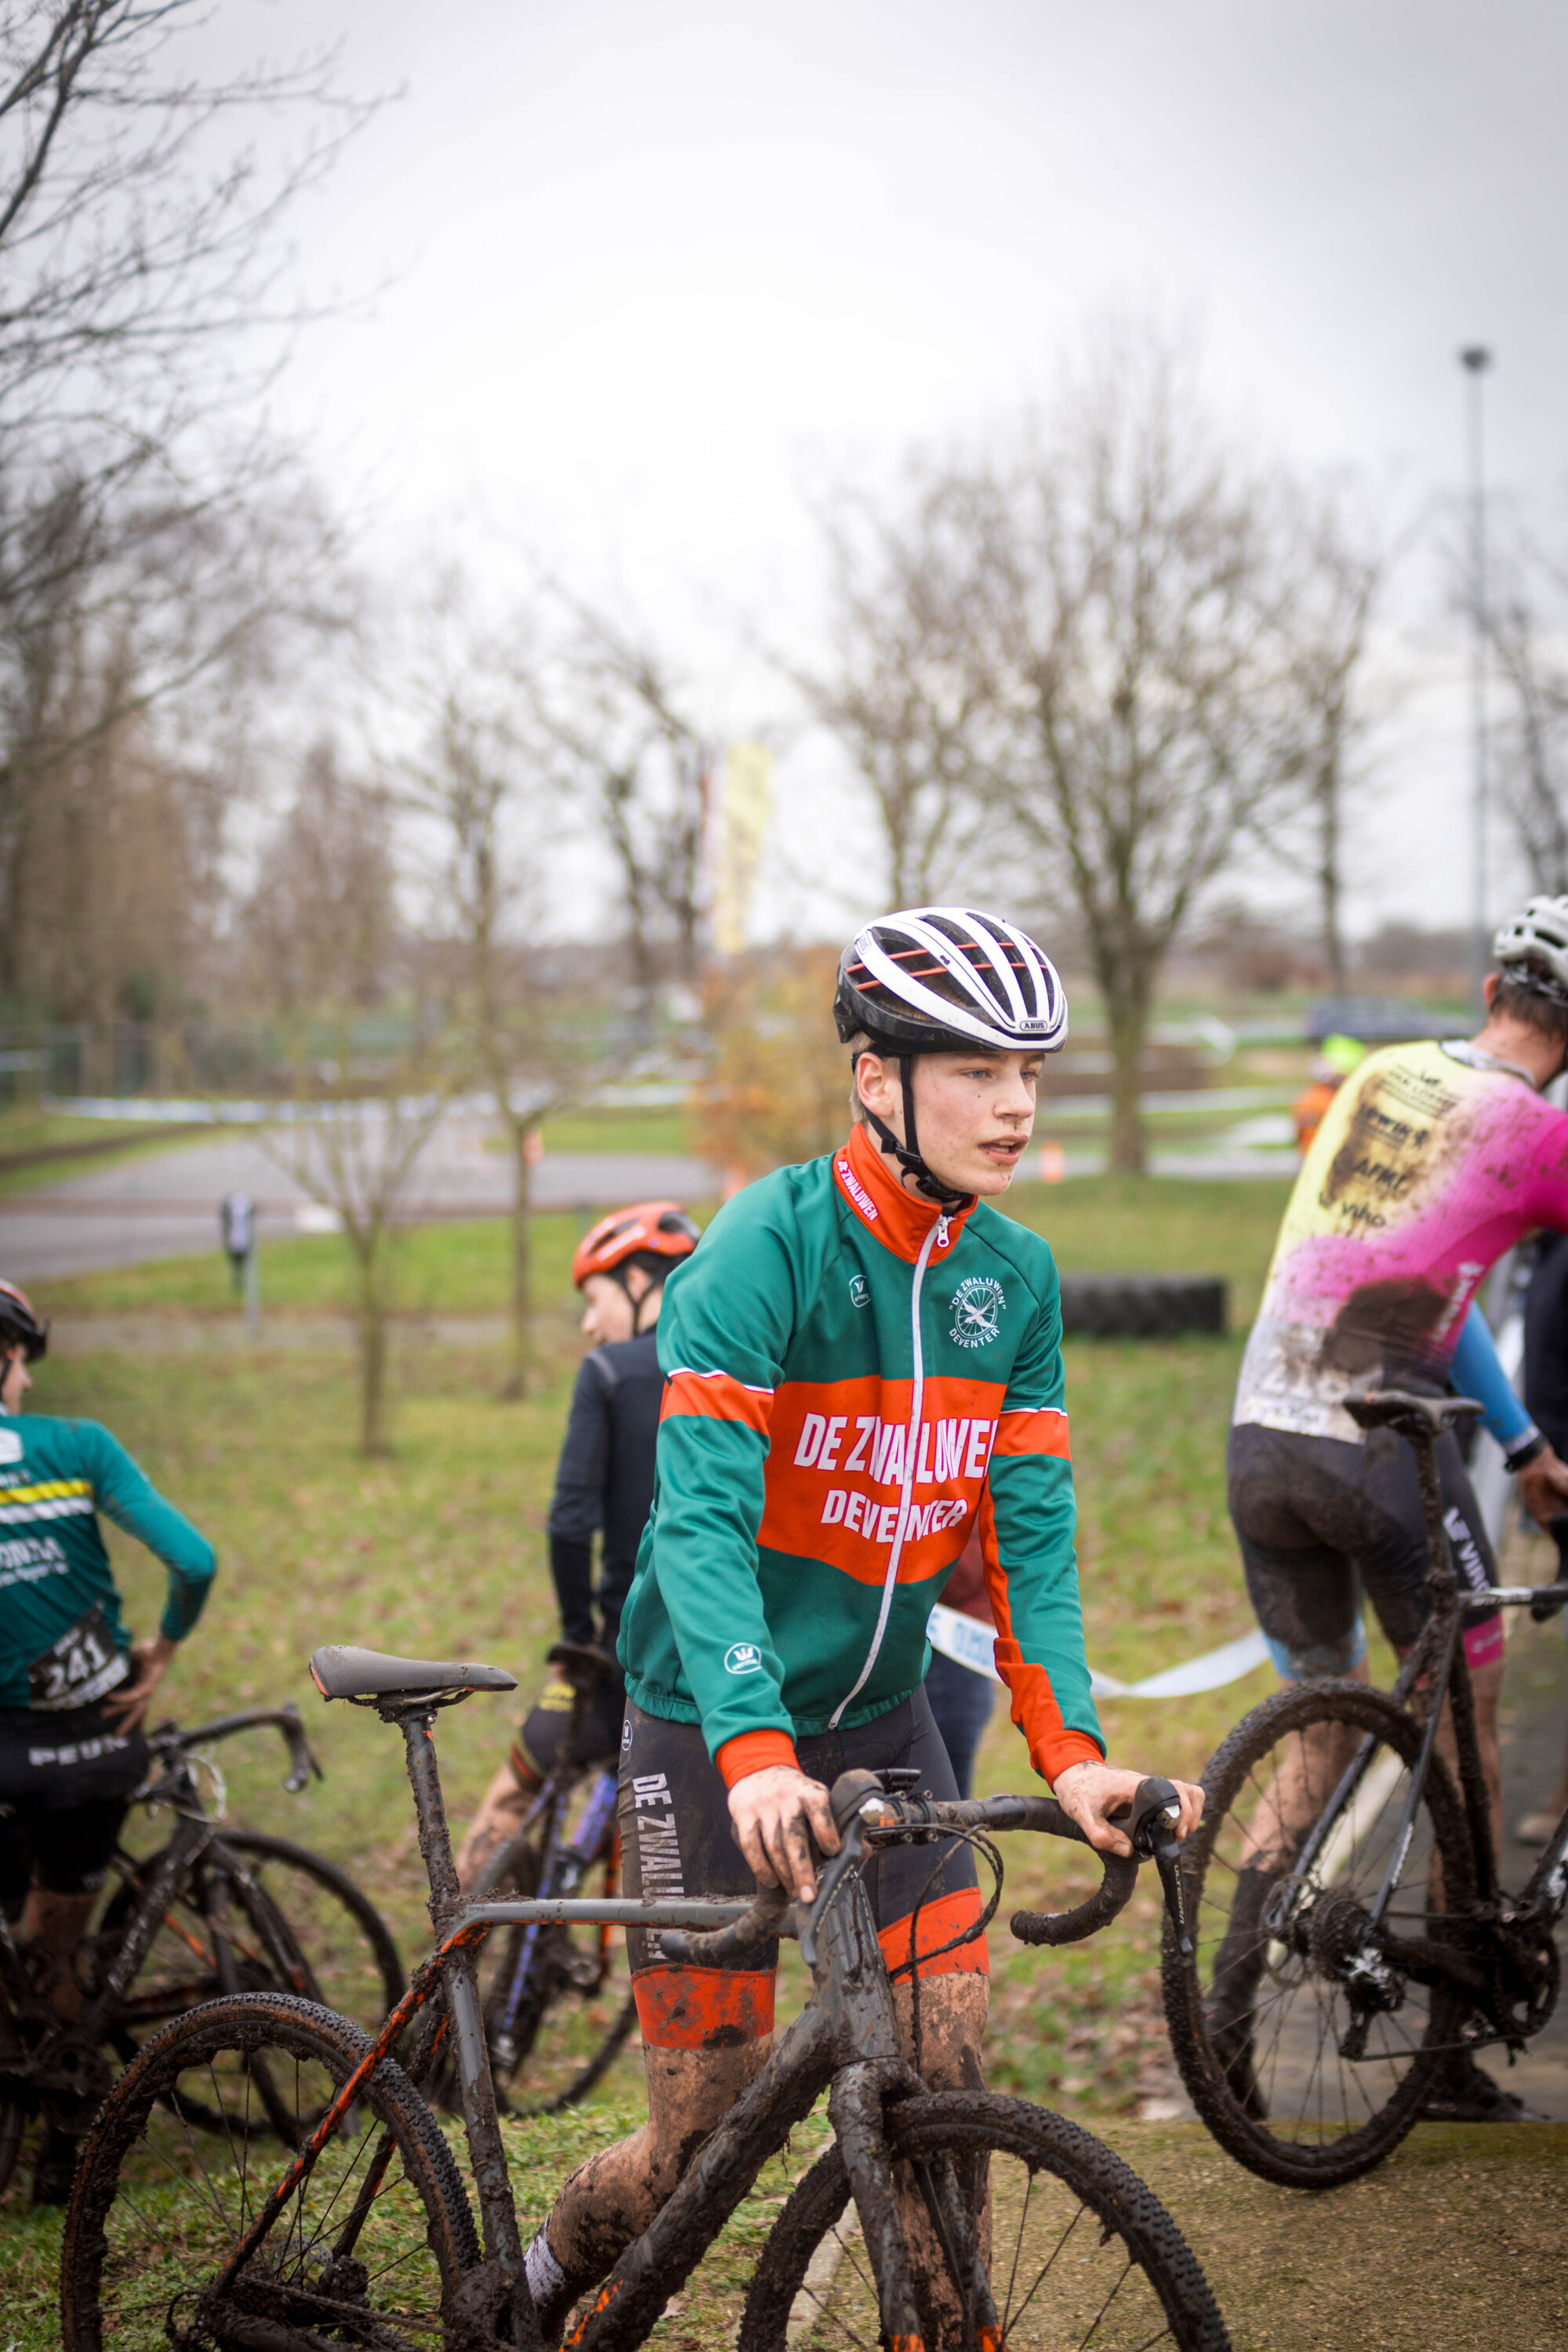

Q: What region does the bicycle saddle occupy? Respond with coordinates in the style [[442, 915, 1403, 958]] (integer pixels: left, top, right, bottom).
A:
[[1343, 1388, 1482, 1436], [308, 1646, 518, 1701]]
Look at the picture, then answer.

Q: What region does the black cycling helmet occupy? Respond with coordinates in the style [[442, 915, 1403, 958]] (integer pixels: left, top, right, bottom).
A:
[[0, 1278, 48, 1363], [835, 906, 1067, 1206]]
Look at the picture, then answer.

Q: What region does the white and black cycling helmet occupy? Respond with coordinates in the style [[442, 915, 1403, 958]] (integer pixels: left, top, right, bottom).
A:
[[835, 906, 1067, 1203], [1494, 895, 1568, 1006]]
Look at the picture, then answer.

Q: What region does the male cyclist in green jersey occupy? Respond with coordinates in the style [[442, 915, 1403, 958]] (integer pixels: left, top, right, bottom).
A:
[[0, 1279, 215, 2194], [521, 908, 1203, 2336]]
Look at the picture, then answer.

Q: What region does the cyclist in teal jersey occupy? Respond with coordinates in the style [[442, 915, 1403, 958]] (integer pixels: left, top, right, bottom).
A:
[[0, 1282, 215, 2045]]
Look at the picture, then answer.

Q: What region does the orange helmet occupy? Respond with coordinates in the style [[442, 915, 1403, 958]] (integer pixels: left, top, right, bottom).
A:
[[571, 1202, 700, 1293], [0, 1278, 47, 1360]]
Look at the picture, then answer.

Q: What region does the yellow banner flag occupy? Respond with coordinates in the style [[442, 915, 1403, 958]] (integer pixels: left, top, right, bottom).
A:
[[713, 742, 771, 956]]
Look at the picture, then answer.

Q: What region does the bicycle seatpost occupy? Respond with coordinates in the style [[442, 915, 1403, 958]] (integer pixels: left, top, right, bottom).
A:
[[1345, 1388, 1479, 1605], [384, 1704, 463, 1937]]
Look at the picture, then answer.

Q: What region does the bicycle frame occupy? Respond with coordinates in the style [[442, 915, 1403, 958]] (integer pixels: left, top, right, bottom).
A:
[[212, 1694, 1004, 2352], [1266, 1390, 1568, 2034], [0, 1707, 325, 2102]]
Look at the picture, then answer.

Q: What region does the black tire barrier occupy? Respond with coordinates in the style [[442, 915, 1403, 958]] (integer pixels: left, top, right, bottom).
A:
[[1058, 1274, 1227, 1339]]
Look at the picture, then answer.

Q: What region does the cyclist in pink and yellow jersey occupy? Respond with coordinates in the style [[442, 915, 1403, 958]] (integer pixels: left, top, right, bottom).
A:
[[1229, 893, 1568, 2118]]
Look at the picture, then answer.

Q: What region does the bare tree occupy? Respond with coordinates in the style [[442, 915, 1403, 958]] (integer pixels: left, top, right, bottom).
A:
[[1489, 538, 1568, 895], [974, 329, 1291, 1171], [242, 738, 400, 1014], [0, 3, 370, 1022], [1269, 484, 1397, 990], [244, 745, 436, 1456], [267, 1077, 448, 1457], [797, 471, 993, 905], [546, 605, 714, 1022], [0, 3, 372, 460], [405, 594, 586, 1397]]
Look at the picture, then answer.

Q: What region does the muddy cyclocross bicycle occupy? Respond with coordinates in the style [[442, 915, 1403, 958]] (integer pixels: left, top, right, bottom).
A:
[[0, 1703, 404, 2195], [1161, 1388, 1568, 2188], [61, 1639, 1229, 2352]]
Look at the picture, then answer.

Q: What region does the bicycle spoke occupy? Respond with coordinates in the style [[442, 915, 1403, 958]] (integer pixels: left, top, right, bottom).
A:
[[1001, 2198, 1089, 2335], [1073, 2253, 1136, 2349], [999, 2162, 1034, 2331]]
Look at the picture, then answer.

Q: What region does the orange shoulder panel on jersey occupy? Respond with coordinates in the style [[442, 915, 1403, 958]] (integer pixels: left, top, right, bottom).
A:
[[993, 1406, 1070, 1461], [660, 1367, 774, 1435]]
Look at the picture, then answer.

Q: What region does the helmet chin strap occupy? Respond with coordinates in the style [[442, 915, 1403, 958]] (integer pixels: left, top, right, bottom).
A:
[[855, 1054, 971, 1210]]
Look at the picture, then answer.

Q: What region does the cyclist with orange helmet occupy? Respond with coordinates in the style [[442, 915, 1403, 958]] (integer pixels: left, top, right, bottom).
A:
[[455, 1203, 699, 1890]]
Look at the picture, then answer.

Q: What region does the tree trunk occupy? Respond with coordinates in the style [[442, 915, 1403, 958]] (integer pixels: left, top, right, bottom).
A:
[[502, 1123, 532, 1400], [354, 1228, 390, 1457], [1103, 967, 1152, 1175], [1317, 762, 1347, 993]]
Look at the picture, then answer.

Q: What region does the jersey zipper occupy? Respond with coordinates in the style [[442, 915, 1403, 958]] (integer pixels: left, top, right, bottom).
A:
[[828, 1209, 948, 1728]]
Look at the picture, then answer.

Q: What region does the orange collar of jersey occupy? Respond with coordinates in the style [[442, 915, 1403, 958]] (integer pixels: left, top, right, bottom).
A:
[[831, 1123, 978, 1265]]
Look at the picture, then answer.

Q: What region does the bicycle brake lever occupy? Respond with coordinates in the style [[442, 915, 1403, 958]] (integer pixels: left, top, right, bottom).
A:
[[1110, 1776, 1192, 1955], [278, 1702, 324, 1794], [800, 1819, 866, 1968], [1153, 1847, 1192, 1956]]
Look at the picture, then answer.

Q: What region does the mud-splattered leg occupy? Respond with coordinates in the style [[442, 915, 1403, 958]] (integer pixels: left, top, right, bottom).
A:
[[891, 1973, 990, 2349], [524, 2034, 771, 2339]]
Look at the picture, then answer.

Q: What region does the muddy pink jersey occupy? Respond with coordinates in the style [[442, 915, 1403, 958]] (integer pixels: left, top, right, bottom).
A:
[[1234, 1039, 1568, 1443]]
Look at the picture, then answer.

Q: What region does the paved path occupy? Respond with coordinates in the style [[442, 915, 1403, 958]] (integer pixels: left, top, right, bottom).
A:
[[0, 1115, 717, 1280]]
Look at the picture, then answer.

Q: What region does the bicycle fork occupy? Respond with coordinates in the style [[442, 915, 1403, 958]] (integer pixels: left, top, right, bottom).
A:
[[822, 1886, 996, 2352]]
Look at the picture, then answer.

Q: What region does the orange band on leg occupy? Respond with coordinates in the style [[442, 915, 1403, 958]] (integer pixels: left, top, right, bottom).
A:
[[877, 1887, 989, 1980], [632, 1965, 776, 2049]]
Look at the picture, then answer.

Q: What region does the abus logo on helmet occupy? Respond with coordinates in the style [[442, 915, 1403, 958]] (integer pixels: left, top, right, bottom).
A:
[[724, 1642, 763, 1675], [950, 1275, 1005, 1349]]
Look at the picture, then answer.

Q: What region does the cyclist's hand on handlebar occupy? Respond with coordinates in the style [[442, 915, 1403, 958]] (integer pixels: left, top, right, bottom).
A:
[[727, 1765, 840, 1903], [1518, 1443, 1568, 1531], [1051, 1761, 1204, 1859], [102, 1633, 178, 1733]]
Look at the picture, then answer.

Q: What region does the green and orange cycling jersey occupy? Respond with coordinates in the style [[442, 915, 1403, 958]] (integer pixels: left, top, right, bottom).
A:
[[0, 1413, 215, 1711], [616, 1121, 1105, 1790]]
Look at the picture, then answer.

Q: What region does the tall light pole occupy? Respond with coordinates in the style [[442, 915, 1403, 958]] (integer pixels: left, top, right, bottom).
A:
[[1461, 343, 1493, 1013]]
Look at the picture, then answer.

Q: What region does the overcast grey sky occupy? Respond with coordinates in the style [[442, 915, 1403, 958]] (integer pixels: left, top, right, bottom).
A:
[[225, 0, 1568, 943]]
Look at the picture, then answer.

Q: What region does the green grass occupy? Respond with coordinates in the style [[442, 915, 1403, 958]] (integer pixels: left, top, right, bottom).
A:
[[538, 1103, 694, 1155]]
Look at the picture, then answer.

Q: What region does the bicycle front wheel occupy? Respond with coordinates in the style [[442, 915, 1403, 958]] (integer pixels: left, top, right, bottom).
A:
[[1161, 1679, 1475, 2188], [60, 1991, 478, 2352], [740, 2089, 1229, 2352]]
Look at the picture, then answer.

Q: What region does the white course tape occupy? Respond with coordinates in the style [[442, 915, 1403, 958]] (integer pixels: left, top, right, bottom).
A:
[[926, 1602, 1271, 1700]]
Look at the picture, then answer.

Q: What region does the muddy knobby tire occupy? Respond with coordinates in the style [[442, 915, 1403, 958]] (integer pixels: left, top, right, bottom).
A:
[[740, 2089, 1229, 2352], [60, 1991, 479, 2352], [1161, 1679, 1475, 2189]]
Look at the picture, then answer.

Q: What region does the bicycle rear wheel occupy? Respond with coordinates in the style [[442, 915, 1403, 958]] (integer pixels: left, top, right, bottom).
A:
[[98, 1831, 404, 2045], [60, 1991, 478, 2352], [740, 2089, 1229, 2352], [1161, 1680, 1474, 2188]]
